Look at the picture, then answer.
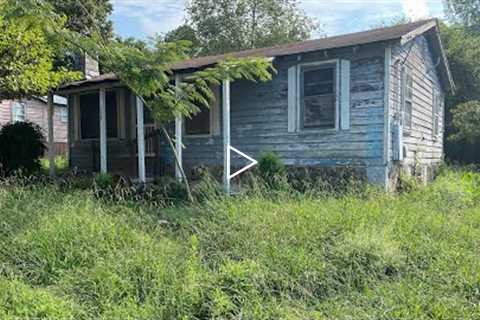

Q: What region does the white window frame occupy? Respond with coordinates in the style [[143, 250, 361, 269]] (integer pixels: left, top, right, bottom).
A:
[[296, 59, 340, 132], [12, 101, 26, 122], [78, 89, 121, 141], [401, 65, 413, 135]]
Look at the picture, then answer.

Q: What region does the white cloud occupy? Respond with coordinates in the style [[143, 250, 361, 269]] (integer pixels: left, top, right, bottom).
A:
[[402, 0, 430, 20], [112, 0, 186, 36], [111, 0, 444, 39]]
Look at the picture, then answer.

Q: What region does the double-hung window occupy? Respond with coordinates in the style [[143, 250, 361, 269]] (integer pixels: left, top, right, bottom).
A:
[[300, 64, 337, 129], [288, 59, 350, 133], [12, 102, 26, 122], [401, 65, 413, 133]]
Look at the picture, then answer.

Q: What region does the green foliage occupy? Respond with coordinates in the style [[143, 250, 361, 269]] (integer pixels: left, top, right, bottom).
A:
[[93, 172, 116, 190], [40, 155, 69, 175], [94, 32, 276, 123], [1, 168, 479, 318], [449, 100, 480, 143], [0, 122, 46, 176], [257, 151, 286, 188], [397, 171, 420, 193], [0, 0, 81, 100], [0, 278, 81, 319], [45, 0, 113, 40], [185, 0, 320, 55], [440, 18, 480, 162], [163, 24, 202, 57], [445, 0, 480, 33]]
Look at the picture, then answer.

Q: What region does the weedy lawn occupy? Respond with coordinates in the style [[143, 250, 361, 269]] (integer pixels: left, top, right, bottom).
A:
[[0, 169, 479, 319]]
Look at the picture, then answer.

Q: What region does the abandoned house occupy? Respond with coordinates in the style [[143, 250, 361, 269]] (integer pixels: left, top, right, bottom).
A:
[[57, 19, 454, 191]]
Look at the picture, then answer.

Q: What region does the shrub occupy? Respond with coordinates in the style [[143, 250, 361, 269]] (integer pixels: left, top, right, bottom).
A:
[[0, 122, 46, 176], [41, 155, 69, 174], [257, 151, 286, 188], [93, 172, 116, 190]]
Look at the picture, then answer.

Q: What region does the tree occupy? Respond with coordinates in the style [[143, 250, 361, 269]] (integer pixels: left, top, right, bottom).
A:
[[0, 0, 80, 100], [184, 0, 319, 56], [449, 101, 480, 143], [440, 1, 480, 162], [445, 0, 480, 33], [45, 0, 113, 40], [163, 24, 201, 57]]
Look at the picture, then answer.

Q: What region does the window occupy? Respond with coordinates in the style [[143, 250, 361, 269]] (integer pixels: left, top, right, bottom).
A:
[[12, 102, 26, 122], [402, 66, 413, 133], [60, 108, 68, 123], [300, 64, 336, 129], [432, 90, 442, 138], [80, 91, 118, 139], [184, 85, 220, 136], [185, 105, 211, 135]]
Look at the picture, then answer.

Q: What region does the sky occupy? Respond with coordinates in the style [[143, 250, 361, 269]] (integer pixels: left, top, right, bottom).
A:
[[110, 0, 445, 40]]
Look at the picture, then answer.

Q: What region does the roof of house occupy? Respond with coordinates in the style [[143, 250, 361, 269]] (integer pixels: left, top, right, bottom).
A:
[[59, 19, 454, 92]]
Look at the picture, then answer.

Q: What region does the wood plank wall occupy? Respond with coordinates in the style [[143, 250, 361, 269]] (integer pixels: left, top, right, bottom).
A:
[[390, 36, 444, 168]]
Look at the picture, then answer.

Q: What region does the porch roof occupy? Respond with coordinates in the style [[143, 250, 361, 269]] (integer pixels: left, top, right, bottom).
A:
[[59, 19, 454, 92]]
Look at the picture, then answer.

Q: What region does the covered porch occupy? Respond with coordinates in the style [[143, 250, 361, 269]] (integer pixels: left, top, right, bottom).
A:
[[58, 74, 246, 192]]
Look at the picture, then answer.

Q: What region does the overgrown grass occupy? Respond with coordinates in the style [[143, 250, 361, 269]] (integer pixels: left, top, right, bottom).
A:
[[0, 168, 480, 319]]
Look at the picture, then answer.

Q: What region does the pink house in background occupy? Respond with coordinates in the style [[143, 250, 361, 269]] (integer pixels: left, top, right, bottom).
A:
[[0, 96, 69, 156]]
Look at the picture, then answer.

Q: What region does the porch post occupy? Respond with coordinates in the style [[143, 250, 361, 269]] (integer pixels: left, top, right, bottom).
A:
[[136, 96, 146, 183], [99, 88, 107, 173], [222, 79, 231, 194], [175, 74, 183, 182], [47, 91, 55, 177]]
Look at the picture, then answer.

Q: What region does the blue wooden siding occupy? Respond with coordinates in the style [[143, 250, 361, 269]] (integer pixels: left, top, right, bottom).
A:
[[175, 44, 387, 171]]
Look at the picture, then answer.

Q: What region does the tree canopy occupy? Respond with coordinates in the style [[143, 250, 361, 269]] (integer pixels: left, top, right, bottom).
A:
[[167, 0, 319, 56], [441, 1, 480, 162], [0, 0, 80, 100], [45, 0, 113, 40], [445, 0, 480, 33]]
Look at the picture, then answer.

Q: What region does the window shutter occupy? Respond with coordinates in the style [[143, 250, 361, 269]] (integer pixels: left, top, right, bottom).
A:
[[212, 85, 221, 135], [288, 65, 298, 133], [340, 59, 351, 130]]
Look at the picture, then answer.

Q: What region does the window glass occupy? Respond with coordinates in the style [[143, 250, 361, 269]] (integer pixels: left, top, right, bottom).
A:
[[12, 102, 26, 122], [80, 91, 117, 139], [301, 65, 336, 129]]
